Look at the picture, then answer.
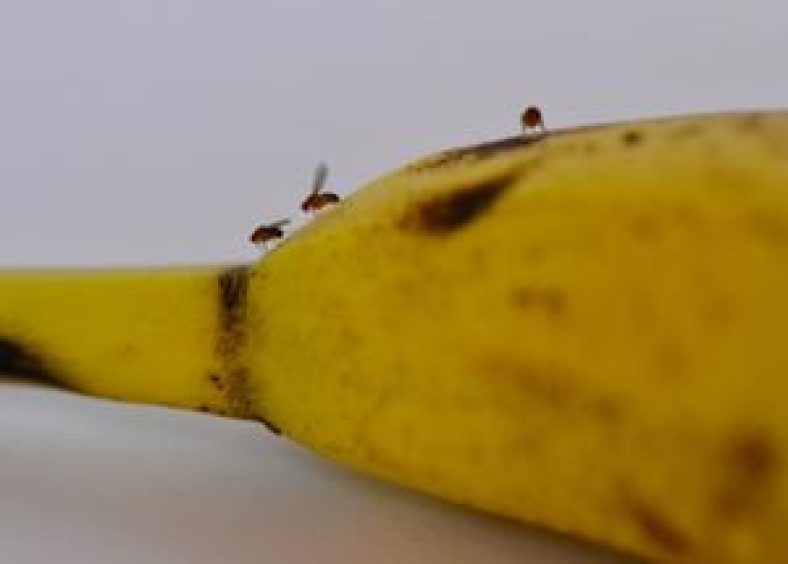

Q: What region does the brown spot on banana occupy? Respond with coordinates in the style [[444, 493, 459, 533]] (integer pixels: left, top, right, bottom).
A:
[[207, 372, 225, 391], [730, 433, 779, 479], [511, 287, 567, 315], [484, 357, 624, 423], [404, 174, 515, 234], [622, 129, 643, 146], [713, 432, 780, 518], [0, 337, 65, 387]]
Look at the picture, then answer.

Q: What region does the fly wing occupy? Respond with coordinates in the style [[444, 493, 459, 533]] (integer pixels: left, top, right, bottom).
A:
[[270, 218, 291, 229], [311, 162, 329, 194]]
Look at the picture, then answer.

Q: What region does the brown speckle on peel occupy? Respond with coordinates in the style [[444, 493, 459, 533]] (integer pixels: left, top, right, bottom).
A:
[[208, 373, 225, 391], [731, 434, 779, 478], [511, 287, 566, 315], [487, 359, 575, 408], [486, 358, 626, 423], [407, 174, 514, 234], [622, 129, 643, 146], [624, 496, 691, 555], [714, 433, 779, 517]]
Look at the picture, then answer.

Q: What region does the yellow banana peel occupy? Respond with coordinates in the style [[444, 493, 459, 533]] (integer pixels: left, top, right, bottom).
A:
[[2, 111, 788, 562]]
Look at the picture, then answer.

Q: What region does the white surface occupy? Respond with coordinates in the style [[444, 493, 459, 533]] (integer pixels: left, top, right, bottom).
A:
[[0, 1, 785, 562], [0, 388, 623, 564]]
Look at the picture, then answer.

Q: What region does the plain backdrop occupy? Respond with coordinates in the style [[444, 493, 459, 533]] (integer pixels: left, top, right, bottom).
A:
[[0, 1, 786, 562]]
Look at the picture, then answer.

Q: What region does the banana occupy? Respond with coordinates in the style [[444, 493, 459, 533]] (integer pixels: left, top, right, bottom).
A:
[[2, 111, 788, 562]]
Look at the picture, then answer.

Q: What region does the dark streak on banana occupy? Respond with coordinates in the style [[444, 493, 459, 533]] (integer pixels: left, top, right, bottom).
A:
[[408, 123, 616, 171], [216, 265, 281, 435], [0, 337, 65, 387], [406, 174, 515, 233], [217, 265, 250, 330]]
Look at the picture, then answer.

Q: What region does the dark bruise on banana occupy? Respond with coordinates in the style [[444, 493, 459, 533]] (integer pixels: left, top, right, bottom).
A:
[[215, 265, 281, 435], [0, 337, 63, 387], [403, 173, 517, 234]]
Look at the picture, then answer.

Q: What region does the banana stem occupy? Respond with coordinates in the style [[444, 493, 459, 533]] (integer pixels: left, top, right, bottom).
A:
[[0, 265, 255, 419]]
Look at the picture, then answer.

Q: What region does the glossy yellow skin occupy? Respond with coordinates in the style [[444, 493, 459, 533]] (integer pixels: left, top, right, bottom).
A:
[[3, 112, 788, 562]]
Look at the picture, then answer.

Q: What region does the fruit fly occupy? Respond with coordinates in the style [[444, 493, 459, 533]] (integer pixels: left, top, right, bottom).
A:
[[300, 162, 340, 213], [521, 105, 546, 135], [249, 218, 290, 248]]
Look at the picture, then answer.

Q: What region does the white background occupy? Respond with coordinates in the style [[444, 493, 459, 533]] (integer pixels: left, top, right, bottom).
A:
[[0, 1, 786, 562]]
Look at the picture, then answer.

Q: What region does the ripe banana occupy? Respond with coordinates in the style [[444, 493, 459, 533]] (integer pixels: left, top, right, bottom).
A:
[[2, 111, 788, 563]]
